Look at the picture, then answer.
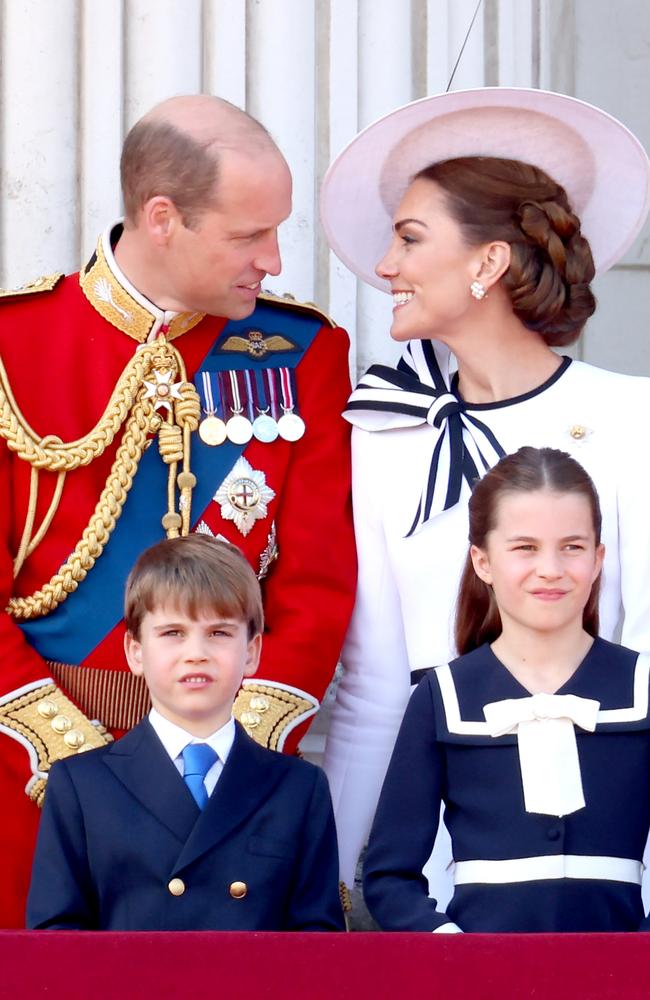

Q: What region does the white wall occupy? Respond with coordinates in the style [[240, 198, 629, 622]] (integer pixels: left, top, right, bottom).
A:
[[0, 0, 647, 376], [570, 0, 650, 374]]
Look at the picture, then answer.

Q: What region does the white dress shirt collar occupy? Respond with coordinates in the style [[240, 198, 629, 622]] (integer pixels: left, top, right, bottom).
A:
[[148, 708, 236, 768]]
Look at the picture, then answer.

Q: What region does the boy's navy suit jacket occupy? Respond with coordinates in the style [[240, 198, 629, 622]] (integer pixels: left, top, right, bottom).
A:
[[26, 718, 344, 930]]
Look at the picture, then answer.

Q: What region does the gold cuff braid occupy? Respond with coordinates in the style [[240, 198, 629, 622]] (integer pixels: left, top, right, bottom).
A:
[[339, 881, 353, 913], [233, 683, 317, 751], [0, 683, 112, 806], [341, 880, 353, 931]]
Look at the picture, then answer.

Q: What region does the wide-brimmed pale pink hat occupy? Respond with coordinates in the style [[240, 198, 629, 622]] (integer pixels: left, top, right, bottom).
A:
[[320, 87, 650, 290]]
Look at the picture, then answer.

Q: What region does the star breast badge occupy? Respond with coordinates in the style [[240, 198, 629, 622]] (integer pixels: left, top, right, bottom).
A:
[[213, 457, 276, 536]]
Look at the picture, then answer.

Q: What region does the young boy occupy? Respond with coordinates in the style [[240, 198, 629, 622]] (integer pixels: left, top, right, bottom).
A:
[[26, 535, 344, 931]]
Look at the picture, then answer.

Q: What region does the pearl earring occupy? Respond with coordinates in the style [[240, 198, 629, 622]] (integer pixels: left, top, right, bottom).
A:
[[470, 280, 486, 301]]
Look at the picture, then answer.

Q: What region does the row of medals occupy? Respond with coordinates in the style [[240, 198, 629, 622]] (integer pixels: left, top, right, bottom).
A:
[[199, 407, 305, 446]]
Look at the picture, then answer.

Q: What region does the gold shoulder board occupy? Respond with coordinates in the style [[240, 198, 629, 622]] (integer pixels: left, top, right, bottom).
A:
[[258, 290, 336, 329], [0, 272, 64, 301]]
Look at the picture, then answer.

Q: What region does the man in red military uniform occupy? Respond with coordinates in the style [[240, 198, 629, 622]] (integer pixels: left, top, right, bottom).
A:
[[0, 95, 355, 926]]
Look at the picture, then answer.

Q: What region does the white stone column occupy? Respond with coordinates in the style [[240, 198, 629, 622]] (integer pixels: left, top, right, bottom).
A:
[[80, 0, 125, 264], [124, 0, 202, 127], [203, 0, 247, 107], [246, 0, 317, 301], [356, 0, 416, 373], [0, 0, 78, 284], [321, 0, 360, 372]]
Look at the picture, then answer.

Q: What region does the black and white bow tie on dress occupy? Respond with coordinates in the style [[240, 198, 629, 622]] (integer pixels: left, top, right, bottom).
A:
[[344, 339, 505, 535]]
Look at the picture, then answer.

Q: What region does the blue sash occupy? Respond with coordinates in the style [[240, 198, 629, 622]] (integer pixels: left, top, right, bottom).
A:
[[19, 299, 322, 662]]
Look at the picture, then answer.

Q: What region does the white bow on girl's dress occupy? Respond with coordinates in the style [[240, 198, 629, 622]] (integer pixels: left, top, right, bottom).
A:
[[483, 693, 600, 816]]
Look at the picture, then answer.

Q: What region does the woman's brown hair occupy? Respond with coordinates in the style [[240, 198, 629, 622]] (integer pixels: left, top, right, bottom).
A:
[[415, 156, 596, 346], [454, 447, 602, 655]]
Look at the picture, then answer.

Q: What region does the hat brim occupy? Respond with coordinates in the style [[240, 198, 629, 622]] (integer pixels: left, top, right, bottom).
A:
[[320, 87, 650, 290]]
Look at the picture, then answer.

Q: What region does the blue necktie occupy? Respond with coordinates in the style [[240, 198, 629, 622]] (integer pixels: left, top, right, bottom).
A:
[[181, 743, 218, 809]]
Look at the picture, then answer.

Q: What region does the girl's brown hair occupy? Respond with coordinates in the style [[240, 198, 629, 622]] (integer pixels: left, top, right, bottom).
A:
[[454, 447, 602, 655], [415, 156, 596, 346]]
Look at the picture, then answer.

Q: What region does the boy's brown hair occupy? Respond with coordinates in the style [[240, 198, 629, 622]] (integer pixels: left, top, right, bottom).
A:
[[124, 535, 264, 640]]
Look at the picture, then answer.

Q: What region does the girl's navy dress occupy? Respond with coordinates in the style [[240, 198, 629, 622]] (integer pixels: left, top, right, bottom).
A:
[[364, 638, 650, 932]]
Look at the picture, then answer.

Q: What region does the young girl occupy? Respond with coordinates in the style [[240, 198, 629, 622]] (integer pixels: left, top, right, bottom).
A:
[[363, 447, 650, 933]]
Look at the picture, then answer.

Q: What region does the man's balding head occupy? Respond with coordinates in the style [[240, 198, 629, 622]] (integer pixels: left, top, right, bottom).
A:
[[114, 94, 291, 319], [121, 95, 281, 228]]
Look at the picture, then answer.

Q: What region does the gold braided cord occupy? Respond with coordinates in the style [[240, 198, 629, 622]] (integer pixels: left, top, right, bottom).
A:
[[0, 343, 167, 471], [3, 338, 201, 621], [13, 465, 39, 578], [177, 384, 200, 536], [151, 351, 200, 540], [7, 397, 156, 620], [13, 467, 66, 578], [26, 471, 66, 558], [164, 409, 180, 540], [158, 423, 183, 463], [175, 383, 201, 434], [179, 425, 196, 535]]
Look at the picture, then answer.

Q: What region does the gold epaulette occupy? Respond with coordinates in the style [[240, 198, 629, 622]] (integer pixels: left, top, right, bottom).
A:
[[0, 272, 64, 301], [0, 682, 112, 806], [258, 291, 336, 329], [233, 681, 318, 751]]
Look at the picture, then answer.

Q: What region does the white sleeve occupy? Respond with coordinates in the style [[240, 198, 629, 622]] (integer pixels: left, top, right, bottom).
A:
[[322, 428, 411, 887], [614, 381, 650, 653], [599, 374, 650, 916]]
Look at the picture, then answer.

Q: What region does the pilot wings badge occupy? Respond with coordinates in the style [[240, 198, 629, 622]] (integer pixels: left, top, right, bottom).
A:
[[219, 329, 298, 360]]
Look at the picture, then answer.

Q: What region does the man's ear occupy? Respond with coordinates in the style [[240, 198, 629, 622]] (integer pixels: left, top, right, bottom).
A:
[[470, 544, 493, 586], [124, 631, 144, 677], [141, 195, 181, 245], [243, 633, 262, 678]]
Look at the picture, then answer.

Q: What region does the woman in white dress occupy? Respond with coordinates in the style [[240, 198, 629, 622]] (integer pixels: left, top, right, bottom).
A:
[[319, 87, 650, 900]]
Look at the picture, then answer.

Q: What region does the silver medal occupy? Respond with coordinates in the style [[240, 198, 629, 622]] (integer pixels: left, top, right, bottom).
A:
[[199, 415, 228, 446], [277, 411, 305, 442], [226, 413, 253, 445], [252, 412, 279, 443]]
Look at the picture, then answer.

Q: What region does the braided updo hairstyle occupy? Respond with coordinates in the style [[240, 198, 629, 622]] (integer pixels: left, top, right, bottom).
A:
[[415, 157, 596, 346]]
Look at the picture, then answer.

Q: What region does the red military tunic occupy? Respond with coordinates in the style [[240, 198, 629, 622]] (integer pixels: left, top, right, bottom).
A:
[[0, 226, 356, 926]]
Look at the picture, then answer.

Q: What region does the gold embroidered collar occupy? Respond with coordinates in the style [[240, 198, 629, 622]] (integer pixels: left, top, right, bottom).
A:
[[79, 223, 205, 343]]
